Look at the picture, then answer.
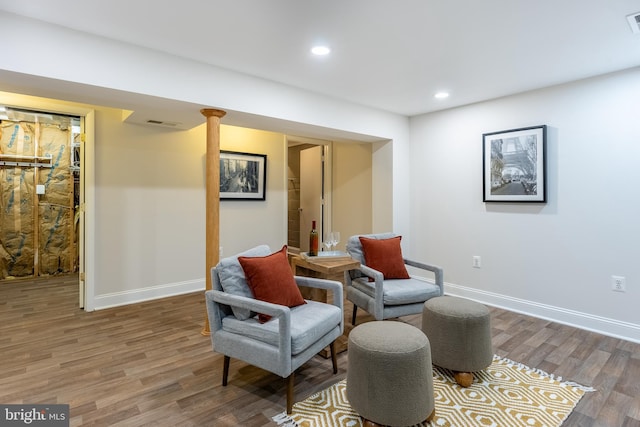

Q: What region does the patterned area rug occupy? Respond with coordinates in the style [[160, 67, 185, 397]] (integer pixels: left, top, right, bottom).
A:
[[273, 355, 594, 427]]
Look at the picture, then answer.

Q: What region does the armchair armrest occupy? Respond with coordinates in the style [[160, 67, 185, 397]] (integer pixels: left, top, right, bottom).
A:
[[345, 264, 385, 319], [404, 258, 444, 293], [294, 276, 344, 334], [206, 289, 292, 357], [349, 264, 384, 283], [294, 275, 343, 308]]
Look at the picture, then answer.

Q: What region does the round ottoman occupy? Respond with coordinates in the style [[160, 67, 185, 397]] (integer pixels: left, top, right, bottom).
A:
[[422, 296, 493, 387], [347, 321, 435, 427]]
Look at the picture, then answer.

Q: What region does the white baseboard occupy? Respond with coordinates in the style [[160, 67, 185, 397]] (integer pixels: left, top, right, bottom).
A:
[[444, 282, 640, 344], [92, 278, 205, 310]]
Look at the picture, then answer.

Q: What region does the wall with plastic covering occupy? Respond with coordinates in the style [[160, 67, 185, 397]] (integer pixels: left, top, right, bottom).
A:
[[0, 120, 75, 279]]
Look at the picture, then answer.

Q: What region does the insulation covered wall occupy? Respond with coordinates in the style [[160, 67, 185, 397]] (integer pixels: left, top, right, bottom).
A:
[[0, 122, 35, 278], [0, 120, 74, 279], [38, 123, 73, 275]]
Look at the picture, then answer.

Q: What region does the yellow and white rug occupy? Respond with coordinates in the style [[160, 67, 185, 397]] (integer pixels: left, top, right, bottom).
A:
[[274, 355, 594, 427]]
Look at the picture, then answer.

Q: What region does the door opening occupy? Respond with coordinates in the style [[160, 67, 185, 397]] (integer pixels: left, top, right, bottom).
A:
[[287, 137, 332, 254], [0, 106, 83, 297]]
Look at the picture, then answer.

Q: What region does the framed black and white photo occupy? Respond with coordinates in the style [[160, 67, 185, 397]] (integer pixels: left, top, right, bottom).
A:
[[483, 125, 547, 203], [220, 150, 267, 200]]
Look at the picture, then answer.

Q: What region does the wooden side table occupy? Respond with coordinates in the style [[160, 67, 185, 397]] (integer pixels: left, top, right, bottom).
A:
[[290, 254, 360, 357]]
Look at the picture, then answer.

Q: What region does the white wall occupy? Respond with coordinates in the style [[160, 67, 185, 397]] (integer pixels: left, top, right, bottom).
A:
[[0, 89, 294, 308], [332, 142, 373, 248], [0, 11, 408, 184], [0, 91, 375, 311], [0, 12, 412, 309], [93, 118, 289, 308], [93, 109, 207, 306], [409, 67, 640, 342], [219, 126, 289, 256]]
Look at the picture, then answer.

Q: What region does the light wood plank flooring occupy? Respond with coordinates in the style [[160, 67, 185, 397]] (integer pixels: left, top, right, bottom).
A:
[[1, 275, 639, 426]]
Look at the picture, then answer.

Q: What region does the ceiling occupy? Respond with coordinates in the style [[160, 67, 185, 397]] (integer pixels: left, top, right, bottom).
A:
[[1, 0, 640, 122]]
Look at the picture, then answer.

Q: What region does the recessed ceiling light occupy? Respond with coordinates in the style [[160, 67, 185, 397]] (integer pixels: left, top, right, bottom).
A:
[[434, 92, 450, 99], [311, 46, 331, 56]]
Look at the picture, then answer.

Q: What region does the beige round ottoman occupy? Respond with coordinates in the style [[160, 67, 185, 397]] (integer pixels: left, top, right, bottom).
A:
[[347, 321, 435, 427], [422, 296, 493, 387]]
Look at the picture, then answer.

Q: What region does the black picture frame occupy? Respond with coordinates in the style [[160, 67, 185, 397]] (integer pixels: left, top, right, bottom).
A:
[[483, 125, 547, 203], [220, 150, 267, 200]]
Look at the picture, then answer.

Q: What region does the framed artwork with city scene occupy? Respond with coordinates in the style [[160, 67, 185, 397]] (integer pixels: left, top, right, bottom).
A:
[[220, 150, 267, 200], [482, 125, 547, 203]]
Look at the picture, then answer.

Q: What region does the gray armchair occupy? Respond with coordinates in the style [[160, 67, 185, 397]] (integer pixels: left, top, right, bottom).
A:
[[205, 245, 344, 414], [345, 233, 443, 324]]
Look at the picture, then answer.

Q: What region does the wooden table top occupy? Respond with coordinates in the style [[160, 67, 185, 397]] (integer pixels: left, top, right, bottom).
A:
[[290, 254, 360, 274]]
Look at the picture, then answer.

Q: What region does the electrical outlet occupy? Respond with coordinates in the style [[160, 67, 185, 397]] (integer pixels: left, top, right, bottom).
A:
[[611, 276, 626, 292], [472, 256, 481, 268], [219, 246, 224, 257]]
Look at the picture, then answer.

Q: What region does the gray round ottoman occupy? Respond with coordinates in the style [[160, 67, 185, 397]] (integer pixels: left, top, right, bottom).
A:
[[422, 296, 493, 387], [347, 321, 435, 427]]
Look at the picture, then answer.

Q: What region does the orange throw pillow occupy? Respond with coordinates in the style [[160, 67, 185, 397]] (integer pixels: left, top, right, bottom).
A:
[[238, 245, 306, 323], [359, 236, 410, 280]]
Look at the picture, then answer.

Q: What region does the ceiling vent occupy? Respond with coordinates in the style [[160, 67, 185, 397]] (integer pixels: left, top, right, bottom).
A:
[[145, 119, 179, 127], [627, 12, 640, 34]]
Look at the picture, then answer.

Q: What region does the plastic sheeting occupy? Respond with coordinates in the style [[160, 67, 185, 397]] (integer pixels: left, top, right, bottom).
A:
[[1, 120, 75, 279]]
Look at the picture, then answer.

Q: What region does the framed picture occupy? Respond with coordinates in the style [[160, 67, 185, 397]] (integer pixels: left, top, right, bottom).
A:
[[220, 150, 267, 200], [483, 125, 547, 203]]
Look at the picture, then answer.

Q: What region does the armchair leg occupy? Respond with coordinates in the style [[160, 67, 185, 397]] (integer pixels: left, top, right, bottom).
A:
[[352, 305, 358, 325], [222, 355, 230, 386], [286, 372, 295, 414], [329, 341, 338, 374]]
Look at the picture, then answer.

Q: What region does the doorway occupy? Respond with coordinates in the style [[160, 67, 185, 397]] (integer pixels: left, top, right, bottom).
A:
[[287, 137, 332, 253], [0, 106, 83, 296]]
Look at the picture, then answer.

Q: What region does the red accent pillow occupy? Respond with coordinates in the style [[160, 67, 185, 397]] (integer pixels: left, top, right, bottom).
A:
[[359, 236, 410, 280], [238, 245, 306, 323]]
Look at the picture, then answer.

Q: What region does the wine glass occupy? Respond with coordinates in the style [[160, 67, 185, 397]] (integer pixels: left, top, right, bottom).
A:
[[324, 231, 334, 252], [332, 231, 340, 251]]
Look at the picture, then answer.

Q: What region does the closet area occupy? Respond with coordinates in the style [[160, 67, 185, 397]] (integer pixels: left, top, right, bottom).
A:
[[0, 107, 81, 280]]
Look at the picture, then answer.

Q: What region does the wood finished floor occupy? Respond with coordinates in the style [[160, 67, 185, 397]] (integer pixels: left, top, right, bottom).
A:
[[1, 275, 639, 426]]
